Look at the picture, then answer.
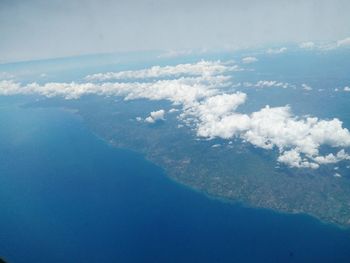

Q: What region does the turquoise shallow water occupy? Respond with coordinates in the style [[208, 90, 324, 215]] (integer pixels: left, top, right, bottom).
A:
[[0, 97, 350, 263]]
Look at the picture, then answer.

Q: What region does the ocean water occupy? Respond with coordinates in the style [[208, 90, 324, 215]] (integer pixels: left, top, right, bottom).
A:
[[0, 98, 350, 263]]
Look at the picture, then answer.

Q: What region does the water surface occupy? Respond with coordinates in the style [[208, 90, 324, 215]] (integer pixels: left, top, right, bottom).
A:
[[0, 97, 350, 263]]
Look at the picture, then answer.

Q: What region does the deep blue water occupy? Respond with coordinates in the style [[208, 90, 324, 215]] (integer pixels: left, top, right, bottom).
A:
[[1, 98, 350, 263]]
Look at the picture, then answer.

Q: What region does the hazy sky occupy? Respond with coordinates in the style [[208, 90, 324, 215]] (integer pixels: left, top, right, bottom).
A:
[[1, 0, 350, 62]]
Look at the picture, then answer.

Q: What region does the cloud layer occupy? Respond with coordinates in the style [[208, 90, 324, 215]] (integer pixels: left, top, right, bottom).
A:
[[85, 60, 239, 81], [1, 60, 349, 169]]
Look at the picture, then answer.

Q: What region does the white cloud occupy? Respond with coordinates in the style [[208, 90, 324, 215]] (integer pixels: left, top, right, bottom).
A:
[[185, 93, 249, 139], [168, 108, 179, 113], [337, 37, 350, 47], [302, 84, 312, 91], [85, 60, 240, 81], [185, 102, 350, 169], [344, 86, 350, 92], [267, 47, 287, 54], [0, 75, 226, 102], [1, 60, 349, 170], [277, 149, 319, 169], [313, 150, 350, 164], [242, 56, 258, 64], [299, 42, 315, 49], [145, 109, 165, 123], [243, 80, 291, 89]]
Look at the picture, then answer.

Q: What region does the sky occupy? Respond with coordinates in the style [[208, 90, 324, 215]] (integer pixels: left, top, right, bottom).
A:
[[1, 0, 350, 62]]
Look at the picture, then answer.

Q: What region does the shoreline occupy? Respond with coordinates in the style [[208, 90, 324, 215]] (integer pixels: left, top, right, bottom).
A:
[[23, 102, 350, 231]]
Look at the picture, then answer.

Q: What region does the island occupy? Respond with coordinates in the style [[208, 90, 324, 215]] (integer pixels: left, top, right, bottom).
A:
[[27, 95, 350, 227]]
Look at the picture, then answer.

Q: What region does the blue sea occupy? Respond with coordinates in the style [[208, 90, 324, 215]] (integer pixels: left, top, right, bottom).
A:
[[0, 97, 350, 263]]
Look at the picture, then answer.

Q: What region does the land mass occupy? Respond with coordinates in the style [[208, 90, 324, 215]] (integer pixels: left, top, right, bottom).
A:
[[27, 96, 350, 227]]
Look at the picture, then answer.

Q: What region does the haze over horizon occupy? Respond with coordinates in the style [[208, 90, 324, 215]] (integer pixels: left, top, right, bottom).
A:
[[1, 0, 350, 62]]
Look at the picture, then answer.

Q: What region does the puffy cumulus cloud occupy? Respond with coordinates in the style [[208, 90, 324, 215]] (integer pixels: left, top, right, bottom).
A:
[[243, 107, 350, 168], [185, 102, 350, 169], [0, 75, 226, 102], [1, 60, 349, 170], [313, 150, 350, 165], [0, 80, 22, 95], [168, 108, 179, 113], [85, 60, 240, 81], [255, 80, 290, 89], [0, 80, 105, 99], [0, 60, 234, 108], [299, 41, 315, 49], [267, 47, 287, 54], [302, 83, 312, 91], [145, 109, 165, 123], [183, 93, 249, 138], [277, 149, 319, 169], [344, 86, 350, 92], [118, 76, 227, 105], [197, 112, 251, 139], [241, 56, 258, 64], [241, 80, 291, 89]]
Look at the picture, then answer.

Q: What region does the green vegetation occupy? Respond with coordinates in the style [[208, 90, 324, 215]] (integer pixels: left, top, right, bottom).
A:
[[28, 96, 350, 227]]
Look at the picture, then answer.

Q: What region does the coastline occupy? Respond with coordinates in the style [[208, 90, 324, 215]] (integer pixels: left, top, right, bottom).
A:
[[23, 101, 350, 230], [92, 126, 350, 230]]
